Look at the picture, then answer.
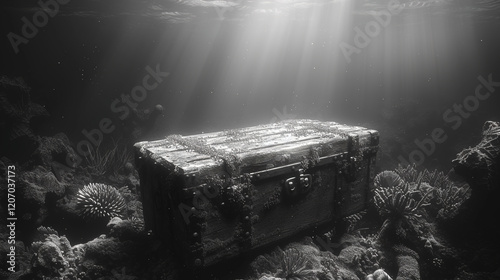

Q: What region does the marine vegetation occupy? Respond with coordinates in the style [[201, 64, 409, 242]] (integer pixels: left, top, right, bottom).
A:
[[372, 165, 472, 280], [374, 181, 431, 241], [83, 142, 132, 176], [393, 164, 470, 220], [251, 245, 320, 280], [76, 183, 126, 220], [342, 210, 367, 233], [277, 248, 316, 279], [373, 171, 404, 189], [201, 175, 254, 218]]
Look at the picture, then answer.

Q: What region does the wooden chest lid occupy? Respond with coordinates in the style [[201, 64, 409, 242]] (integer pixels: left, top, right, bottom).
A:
[[134, 119, 378, 179]]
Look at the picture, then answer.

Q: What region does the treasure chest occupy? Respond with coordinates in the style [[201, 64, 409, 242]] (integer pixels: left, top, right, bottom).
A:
[[134, 119, 379, 268]]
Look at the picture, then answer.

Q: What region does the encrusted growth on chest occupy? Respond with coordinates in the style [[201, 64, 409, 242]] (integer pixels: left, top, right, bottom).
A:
[[135, 119, 379, 268]]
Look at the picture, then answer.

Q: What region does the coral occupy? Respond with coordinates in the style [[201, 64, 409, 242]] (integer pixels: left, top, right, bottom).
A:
[[21, 166, 66, 206], [343, 210, 367, 233], [393, 164, 420, 184], [379, 165, 470, 222], [202, 175, 254, 218], [220, 184, 248, 212], [339, 243, 383, 278], [300, 147, 321, 170], [15, 166, 67, 229], [107, 217, 145, 240], [76, 183, 126, 220], [277, 248, 316, 279], [251, 240, 342, 280], [374, 182, 431, 240], [339, 245, 365, 264], [434, 185, 470, 220], [33, 134, 79, 169], [31, 240, 67, 276], [117, 185, 144, 221], [453, 121, 500, 191], [374, 171, 404, 189], [83, 236, 128, 265], [26, 226, 85, 279]]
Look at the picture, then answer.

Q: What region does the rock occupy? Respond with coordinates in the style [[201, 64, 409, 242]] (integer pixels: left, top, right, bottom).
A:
[[0, 76, 48, 162], [17, 166, 67, 230], [339, 245, 366, 266], [107, 217, 123, 229], [393, 245, 420, 280], [33, 241, 66, 273], [250, 238, 342, 280], [106, 217, 145, 241], [21, 166, 66, 200], [339, 233, 362, 248], [451, 121, 500, 239], [23, 228, 86, 279], [396, 255, 420, 280], [124, 162, 135, 175], [366, 268, 393, 280], [453, 121, 500, 191], [0, 238, 30, 276], [33, 134, 80, 170], [82, 233, 146, 269]]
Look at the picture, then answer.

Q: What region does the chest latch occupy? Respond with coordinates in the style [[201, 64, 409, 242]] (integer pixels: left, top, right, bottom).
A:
[[283, 169, 313, 199]]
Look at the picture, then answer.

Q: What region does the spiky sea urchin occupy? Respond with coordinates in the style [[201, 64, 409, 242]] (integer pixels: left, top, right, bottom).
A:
[[76, 183, 125, 219]]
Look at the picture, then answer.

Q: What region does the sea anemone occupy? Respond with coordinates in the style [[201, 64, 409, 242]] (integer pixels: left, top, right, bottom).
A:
[[277, 248, 315, 279], [374, 183, 431, 240], [76, 183, 126, 219], [374, 171, 404, 189]]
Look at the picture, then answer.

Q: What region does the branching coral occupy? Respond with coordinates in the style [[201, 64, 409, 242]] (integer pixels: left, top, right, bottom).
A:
[[393, 164, 420, 183], [434, 185, 470, 219], [391, 164, 471, 220], [343, 210, 367, 233], [76, 183, 126, 219]]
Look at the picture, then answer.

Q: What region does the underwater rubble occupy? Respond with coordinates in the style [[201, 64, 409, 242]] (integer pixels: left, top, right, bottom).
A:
[[1, 135, 497, 280]]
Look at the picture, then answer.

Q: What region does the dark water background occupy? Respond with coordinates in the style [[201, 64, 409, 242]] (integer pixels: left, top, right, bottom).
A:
[[1, 0, 500, 171]]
